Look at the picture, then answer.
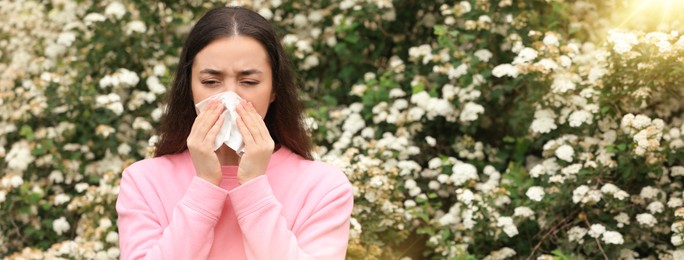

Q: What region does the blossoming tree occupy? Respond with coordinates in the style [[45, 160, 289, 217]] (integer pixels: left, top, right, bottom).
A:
[[1, 0, 683, 259]]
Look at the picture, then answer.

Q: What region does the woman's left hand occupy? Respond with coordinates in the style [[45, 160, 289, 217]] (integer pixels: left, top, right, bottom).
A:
[[235, 100, 275, 184]]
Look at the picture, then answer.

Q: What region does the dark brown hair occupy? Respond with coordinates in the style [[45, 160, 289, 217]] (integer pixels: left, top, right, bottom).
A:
[[154, 6, 312, 160]]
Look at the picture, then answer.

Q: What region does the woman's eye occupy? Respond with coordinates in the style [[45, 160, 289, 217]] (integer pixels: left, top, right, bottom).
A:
[[202, 80, 220, 86], [242, 81, 259, 86]]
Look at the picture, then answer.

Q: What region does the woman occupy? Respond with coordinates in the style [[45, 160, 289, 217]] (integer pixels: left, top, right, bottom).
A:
[[116, 6, 353, 259]]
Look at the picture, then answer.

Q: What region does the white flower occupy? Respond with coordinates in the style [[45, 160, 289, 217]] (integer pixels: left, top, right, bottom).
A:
[[84, 13, 106, 26], [428, 181, 440, 190], [118, 68, 140, 87], [104, 1, 126, 20], [561, 164, 582, 175], [474, 49, 492, 62], [608, 30, 638, 54], [153, 64, 166, 76], [439, 212, 456, 226], [536, 58, 558, 71], [451, 163, 479, 185], [404, 179, 417, 189], [512, 47, 538, 65], [100, 218, 113, 229], [460, 102, 485, 122], [75, 183, 89, 193], [389, 88, 406, 98], [342, 113, 365, 134], [673, 249, 684, 260], [647, 201, 664, 214], [614, 212, 630, 228], [567, 226, 587, 243], [514, 206, 535, 218], [668, 198, 683, 208], [10, 175, 24, 188], [485, 247, 516, 260], [600, 183, 620, 194], [602, 231, 624, 245], [146, 76, 166, 94], [117, 143, 131, 155], [530, 109, 557, 134], [673, 234, 684, 246], [257, 8, 273, 20], [126, 20, 146, 35], [53, 194, 70, 205], [588, 224, 606, 238], [282, 34, 298, 45], [53, 217, 70, 235], [410, 91, 430, 107], [526, 186, 545, 202], [108, 248, 121, 259], [428, 158, 442, 169], [425, 136, 436, 146], [459, 1, 472, 14], [302, 55, 319, 70], [57, 32, 76, 47], [636, 213, 658, 227], [568, 110, 592, 127], [107, 102, 123, 116], [6, 141, 35, 172], [559, 55, 572, 67], [555, 144, 574, 162], [496, 216, 519, 237], [543, 34, 560, 46], [572, 185, 589, 204], [492, 64, 519, 78], [457, 189, 475, 204], [639, 186, 660, 200], [448, 64, 468, 79], [293, 14, 308, 28], [632, 114, 652, 129], [550, 74, 576, 93]]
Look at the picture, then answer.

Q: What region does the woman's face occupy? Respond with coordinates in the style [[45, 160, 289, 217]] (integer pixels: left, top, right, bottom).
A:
[[191, 36, 274, 118]]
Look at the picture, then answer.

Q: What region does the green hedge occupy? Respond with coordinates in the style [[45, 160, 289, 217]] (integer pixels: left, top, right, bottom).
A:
[[1, 0, 684, 259]]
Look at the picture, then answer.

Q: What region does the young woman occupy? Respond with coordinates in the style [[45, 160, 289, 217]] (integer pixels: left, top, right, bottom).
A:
[[116, 7, 353, 259]]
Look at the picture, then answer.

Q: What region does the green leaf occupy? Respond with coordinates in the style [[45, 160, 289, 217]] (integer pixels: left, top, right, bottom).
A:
[[20, 125, 35, 140], [434, 25, 447, 36]]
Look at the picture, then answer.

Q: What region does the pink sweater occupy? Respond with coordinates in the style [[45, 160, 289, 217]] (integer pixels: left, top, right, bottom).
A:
[[116, 147, 353, 259]]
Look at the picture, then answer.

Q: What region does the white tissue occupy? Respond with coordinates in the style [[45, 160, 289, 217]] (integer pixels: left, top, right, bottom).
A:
[[195, 91, 245, 155]]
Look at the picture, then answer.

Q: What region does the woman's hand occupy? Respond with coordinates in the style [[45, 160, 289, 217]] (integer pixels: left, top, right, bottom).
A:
[[187, 99, 225, 186], [235, 101, 274, 184]]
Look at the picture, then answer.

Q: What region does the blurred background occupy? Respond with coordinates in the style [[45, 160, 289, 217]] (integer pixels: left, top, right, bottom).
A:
[[1, 0, 684, 259]]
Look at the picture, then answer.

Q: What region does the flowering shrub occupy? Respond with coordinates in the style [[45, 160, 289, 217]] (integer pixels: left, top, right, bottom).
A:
[[1, 0, 684, 259]]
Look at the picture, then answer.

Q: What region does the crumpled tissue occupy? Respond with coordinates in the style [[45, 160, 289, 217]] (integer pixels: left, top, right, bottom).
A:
[[195, 91, 245, 155]]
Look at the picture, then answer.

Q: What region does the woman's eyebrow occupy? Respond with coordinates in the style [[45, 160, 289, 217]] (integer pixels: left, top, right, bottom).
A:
[[199, 68, 223, 75], [238, 69, 262, 76], [199, 69, 262, 76]]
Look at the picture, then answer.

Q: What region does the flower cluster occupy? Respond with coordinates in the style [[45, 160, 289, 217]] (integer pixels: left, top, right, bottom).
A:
[[2, 0, 684, 259]]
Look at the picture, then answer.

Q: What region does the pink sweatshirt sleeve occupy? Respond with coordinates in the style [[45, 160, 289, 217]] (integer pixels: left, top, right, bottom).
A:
[[228, 175, 354, 259], [116, 170, 228, 260]]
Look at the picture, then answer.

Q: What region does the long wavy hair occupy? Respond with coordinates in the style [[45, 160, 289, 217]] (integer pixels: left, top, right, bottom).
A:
[[154, 6, 312, 160]]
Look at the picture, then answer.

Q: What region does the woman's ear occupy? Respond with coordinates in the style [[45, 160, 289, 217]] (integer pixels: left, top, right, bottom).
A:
[[270, 92, 276, 103]]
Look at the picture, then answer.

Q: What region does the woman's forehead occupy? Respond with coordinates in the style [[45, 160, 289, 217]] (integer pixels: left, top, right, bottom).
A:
[[193, 36, 271, 73]]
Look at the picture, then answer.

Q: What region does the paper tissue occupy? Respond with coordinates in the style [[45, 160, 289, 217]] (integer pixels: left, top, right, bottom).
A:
[[195, 91, 245, 155]]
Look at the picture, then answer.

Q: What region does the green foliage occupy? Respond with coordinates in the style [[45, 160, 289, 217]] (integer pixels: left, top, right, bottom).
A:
[[2, 0, 684, 259]]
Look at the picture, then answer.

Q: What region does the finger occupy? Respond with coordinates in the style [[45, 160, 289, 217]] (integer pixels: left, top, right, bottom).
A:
[[236, 114, 256, 147], [204, 112, 225, 145], [195, 100, 224, 137], [246, 102, 271, 140], [237, 102, 263, 140]]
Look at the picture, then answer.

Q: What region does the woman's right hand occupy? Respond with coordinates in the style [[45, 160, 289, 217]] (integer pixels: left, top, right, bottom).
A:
[[187, 99, 225, 186]]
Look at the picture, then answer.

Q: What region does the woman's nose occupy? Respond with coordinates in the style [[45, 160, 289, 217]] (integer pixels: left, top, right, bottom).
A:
[[223, 80, 237, 92]]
